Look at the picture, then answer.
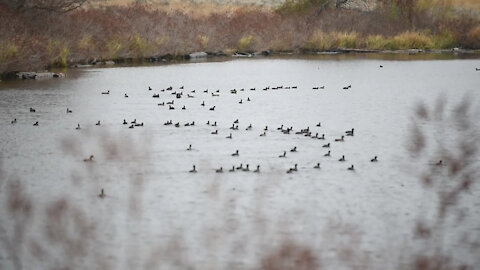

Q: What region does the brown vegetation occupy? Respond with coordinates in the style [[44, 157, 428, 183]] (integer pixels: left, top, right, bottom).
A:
[[0, 0, 479, 75]]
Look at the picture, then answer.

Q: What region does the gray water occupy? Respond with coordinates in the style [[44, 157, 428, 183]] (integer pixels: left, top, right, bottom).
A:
[[1, 55, 479, 269]]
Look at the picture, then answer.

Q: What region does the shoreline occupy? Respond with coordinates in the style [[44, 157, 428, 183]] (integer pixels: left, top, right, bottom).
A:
[[2, 48, 480, 81]]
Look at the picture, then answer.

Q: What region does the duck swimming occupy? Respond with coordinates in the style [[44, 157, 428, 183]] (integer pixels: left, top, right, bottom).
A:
[[29, 107, 36, 112], [76, 124, 81, 130], [348, 165, 355, 170], [215, 167, 223, 173], [314, 163, 320, 169], [11, 118, 16, 124], [290, 146, 297, 152], [98, 189, 106, 198], [229, 166, 235, 172], [209, 106, 216, 111], [231, 150, 239, 156], [322, 143, 330, 148], [83, 155, 94, 162], [242, 164, 250, 171], [278, 151, 287, 158], [324, 150, 331, 157], [101, 90, 110, 95], [187, 144, 192, 151], [335, 136, 345, 142], [226, 133, 232, 139], [236, 163, 243, 170], [66, 108, 72, 113], [253, 165, 260, 173], [371, 156, 378, 162], [189, 165, 197, 173], [33, 121, 39, 126], [339, 155, 345, 162], [96, 121, 101, 126]]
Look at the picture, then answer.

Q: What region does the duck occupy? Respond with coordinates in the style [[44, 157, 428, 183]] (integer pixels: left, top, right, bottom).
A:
[[250, 88, 256, 91], [33, 121, 39, 126], [95, 121, 101, 126], [182, 106, 186, 110], [314, 163, 320, 169], [169, 105, 175, 110], [264, 126, 268, 131], [98, 189, 106, 198], [320, 86, 325, 89], [239, 99, 243, 104], [234, 119, 239, 124], [129, 124, 134, 129], [324, 150, 331, 157], [290, 146, 297, 152], [166, 100, 174, 105], [229, 166, 235, 172], [260, 132, 266, 137], [322, 143, 330, 148], [83, 155, 94, 162], [148, 86, 152, 90], [212, 93, 219, 97], [246, 124, 252, 130], [187, 144, 192, 151], [345, 128, 354, 136], [292, 86, 297, 89], [184, 123, 190, 127], [335, 136, 344, 142], [66, 108, 72, 113], [131, 119, 137, 124], [190, 121, 195, 126], [11, 118, 17, 124], [75, 124, 81, 130], [292, 164, 298, 171], [318, 134, 325, 140], [189, 165, 197, 173], [312, 133, 319, 139], [277, 124, 283, 130], [316, 122, 321, 127], [211, 130, 218, 135], [187, 94, 194, 98], [236, 163, 243, 170], [278, 151, 287, 158], [179, 86, 184, 89], [253, 165, 260, 173], [203, 89, 208, 93], [158, 102, 165, 106], [209, 106, 216, 111], [124, 93, 128, 98], [338, 155, 346, 162], [212, 121, 217, 127], [215, 167, 223, 173], [174, 122, 180, 127], [380, 65, 383, 68], [370, 156, 378, 162], [167, 86, 172, 90], [101, 90, 110, 95], [313, 87, 319, 90], [348, 165, 355, 170], [122, 119, 127, 125], [226, 133, 232, 139], [231, 150, 239, 156], [206, 120, 210, 125], [242, 164, 250, 171], [435, 160, 443, 166], [247, 97, 251, 102], [29, 107, 36, 112]]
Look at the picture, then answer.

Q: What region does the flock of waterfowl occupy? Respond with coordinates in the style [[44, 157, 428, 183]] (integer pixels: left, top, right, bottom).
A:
[[11, 80, 448, 178]]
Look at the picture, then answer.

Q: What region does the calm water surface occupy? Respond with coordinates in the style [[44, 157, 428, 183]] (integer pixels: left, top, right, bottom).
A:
[[1, 54, 479, 269]]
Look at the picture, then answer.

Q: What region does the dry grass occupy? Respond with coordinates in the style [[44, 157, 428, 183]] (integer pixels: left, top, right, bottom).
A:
[[0, 0, 479, 75]]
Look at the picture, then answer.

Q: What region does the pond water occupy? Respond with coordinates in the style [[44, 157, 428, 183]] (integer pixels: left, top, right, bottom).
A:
[[1, 54, 479, 269]]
